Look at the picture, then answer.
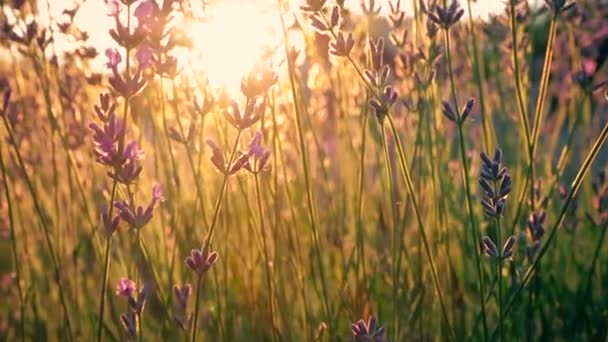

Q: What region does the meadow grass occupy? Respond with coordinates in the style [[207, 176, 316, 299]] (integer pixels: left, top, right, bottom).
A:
[[1, 0, 608, 341]]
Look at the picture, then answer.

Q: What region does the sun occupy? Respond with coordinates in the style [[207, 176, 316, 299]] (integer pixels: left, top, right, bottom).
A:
[[182, 0, 280, 98]]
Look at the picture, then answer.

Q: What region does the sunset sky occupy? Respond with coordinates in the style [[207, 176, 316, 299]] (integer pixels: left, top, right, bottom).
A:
[[38, 0, 542, 93]]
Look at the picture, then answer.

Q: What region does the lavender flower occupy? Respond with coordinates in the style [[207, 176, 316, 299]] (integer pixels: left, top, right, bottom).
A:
[[120, 311, 138, 338], [106, 0, 121, 17], [427, 1, 464, 29], [101, 204, 120, 237], [114, 183, 164, 229], [135, 44, 155, 69], [369, 86, 398, 120], [223, 100, 263, 130], [526, 211, 546, 257], [479, 148, 512, 218], [482, 235, 517, 261], [543, 0, 575, 13], [329, 31, 355, 57], [173, 284, 192, 329], [242, 132, 271, 174], [300, 0, 326, 13], [133, 0, 158, 28], [185, 248, 218, 276], [351, 315, 386, 342], [240, 67, 278, 99], [116, 277, 136, 297], [442, 98, 475, 124], [89, 112, 125, 166], [107, 142, 144, 184], [206, 138, 249, 175], [117, 280, 149, 337], [105, 47, 122, 71]]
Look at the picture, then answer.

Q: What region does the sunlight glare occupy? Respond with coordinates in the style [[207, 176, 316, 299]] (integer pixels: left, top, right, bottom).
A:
[[184, 0, 279, 98]]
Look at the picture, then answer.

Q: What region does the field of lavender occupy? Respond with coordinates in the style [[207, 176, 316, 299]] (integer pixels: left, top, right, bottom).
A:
[[1, 0, 608, 340]]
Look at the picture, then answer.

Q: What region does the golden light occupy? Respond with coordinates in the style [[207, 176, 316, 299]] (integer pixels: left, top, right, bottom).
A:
[[183, 0, 280, 98]]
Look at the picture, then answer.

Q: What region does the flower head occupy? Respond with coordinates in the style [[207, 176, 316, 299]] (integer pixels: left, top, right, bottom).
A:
[[185, 247, 218, 276], [427, 1, 464, 29], [136, 44, 155, 69], [242, 132, 271, 174], [106, 0, 121, 18], [351, 315, 385, 341], [101, 204, 121, 237], [134, 0, 158, 28], [105, 48, 122, 71], [114, 183, 164, 229], [116, 277, 136, 297]]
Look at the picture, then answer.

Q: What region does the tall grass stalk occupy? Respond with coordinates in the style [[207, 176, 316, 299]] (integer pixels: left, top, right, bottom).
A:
[[277, 0, 333, 336], [444, 26, 488, 341], [498, 115, 608, 335], [254, 173, 277, 341], [386, 114, 455, 341], [0, 143, 25, 341], [1, 108, 74, 342]]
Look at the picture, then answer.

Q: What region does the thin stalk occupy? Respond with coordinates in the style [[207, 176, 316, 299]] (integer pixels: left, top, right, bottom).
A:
[[277, 0, 333, 335], [380, 121, 400, 340], [0, 145, 25, 341], [1, 113, 74, 342], [529, 14, 558, 211], [508, 0, 533, 157], [254, 174, 277, 341], [202, 129, 243, 248], [496, 216, 504, 342], [466, 0, 492, 151], [191, 129, 243, 342], [495, 114, 608, 338], [169, 79, 209, 228], [191, 274, 203, 342], [386, 115, 454, 341], [446, 28, 488, 341], [576, 223, 608, 320], [96, 234, 114, 342]]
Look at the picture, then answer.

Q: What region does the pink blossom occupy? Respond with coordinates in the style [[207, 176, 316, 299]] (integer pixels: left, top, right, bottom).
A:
[[116, 278, 136, 297], [105, 48, 122, 70], [136, 45, 154, 69], [106, 0, 121, 18], [134, 0, 157, 27]]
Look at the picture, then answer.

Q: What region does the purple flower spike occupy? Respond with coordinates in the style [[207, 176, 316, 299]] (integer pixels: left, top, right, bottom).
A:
[[105, 47, 122, 71], [134, 0, 158, 28], [185, 248, 218, 276], [120, 311, 138, 338], [106, 0, 121, 18], [351, 315, 385, 341], [243, 132, 271, 174], [136, 45, 155, 69], [108, 141, 144, 184], [114, 183, 164, 229], [116, 277, 136, 297], [101, 205, 120, 237], [207, 138, 248, 175]]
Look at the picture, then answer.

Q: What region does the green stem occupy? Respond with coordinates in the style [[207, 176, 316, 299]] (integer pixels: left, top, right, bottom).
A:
[[0, 144, 25, 341], [277, 1, 333, 335], [96, 235, 113, 342], [190, 274, 203, 342], [496, 216, 504, 342], [203, 129, 243, 248], [380, 121, 400, 339], [466, 0, 492, 151], [386, 115, 454, 341], [496, 112, 608, 338], [446, 27, 488, 341], [255, 174, 277, 341], [1, 112, 73, 342]]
